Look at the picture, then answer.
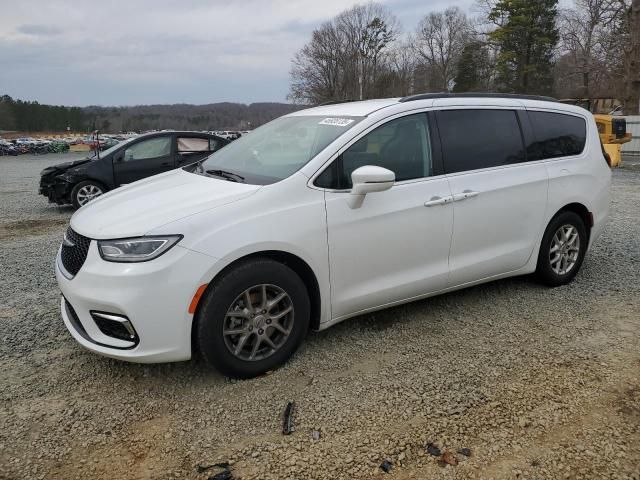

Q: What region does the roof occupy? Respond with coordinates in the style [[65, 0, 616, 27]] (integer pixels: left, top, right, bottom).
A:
[[289, 99, 399, 117], [288, 93, 584, 118], [399, 92, 558, 103], [136, 130, 220, 136], [130, 130, 228, 141]]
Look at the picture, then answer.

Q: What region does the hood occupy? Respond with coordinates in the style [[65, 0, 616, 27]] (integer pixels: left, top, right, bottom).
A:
[[71, 169, 261, 239], [40, 158, 93, 176]]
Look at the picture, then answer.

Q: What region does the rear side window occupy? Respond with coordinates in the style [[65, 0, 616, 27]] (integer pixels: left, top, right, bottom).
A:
[[437, 110, 525, 174], [177, 137, 209, 152], [527, 111, 586, 160]]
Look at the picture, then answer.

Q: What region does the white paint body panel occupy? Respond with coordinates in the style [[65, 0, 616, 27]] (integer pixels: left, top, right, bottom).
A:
[[57, 243, 213, 362], [325, 177, 453, 319], [71, 169, 260, 239], [57, 97, 611, 363], [447, 162, 548, 285]]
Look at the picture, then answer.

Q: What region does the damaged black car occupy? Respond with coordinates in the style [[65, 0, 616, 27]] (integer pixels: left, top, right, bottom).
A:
[[39, 131, 229, 209]]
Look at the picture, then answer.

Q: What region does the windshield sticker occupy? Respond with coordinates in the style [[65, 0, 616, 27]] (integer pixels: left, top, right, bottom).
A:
[[319, 118, 355, 127]]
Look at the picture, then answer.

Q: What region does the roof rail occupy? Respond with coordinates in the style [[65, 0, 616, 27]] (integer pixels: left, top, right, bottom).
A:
[[398, 92, 558, 103], [317, 99, 355, 106]]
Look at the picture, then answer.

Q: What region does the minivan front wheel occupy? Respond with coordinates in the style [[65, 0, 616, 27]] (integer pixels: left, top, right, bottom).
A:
[[536, 211, 587, 286], [71, 180, 105, 209], [196, 259, 310, 378]]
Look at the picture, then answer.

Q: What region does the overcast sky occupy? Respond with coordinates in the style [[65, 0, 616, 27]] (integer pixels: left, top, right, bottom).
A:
[[0, 0, 473, 106]]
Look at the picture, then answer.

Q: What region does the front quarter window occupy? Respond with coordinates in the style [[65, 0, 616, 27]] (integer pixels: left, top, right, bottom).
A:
[[196, 115, 363, 185]]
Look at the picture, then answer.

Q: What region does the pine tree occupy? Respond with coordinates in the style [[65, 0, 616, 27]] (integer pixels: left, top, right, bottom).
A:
[[453, 42, 491, 92], [488, 0, 559, 95], [0, 95, 17, 130]]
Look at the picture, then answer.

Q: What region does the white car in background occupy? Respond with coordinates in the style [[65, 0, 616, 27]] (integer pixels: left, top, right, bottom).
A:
[[15, 137, 38, 145], [56, 94, 610, 378]]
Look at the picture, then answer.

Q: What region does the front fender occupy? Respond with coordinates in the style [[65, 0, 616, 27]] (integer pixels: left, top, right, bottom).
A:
[[153, 176, 332, 325]]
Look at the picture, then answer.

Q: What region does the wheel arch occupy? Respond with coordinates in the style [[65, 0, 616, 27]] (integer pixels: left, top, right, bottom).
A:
[[191, 249, 322, 355], [70, 177, 109, 192], [552, 202, 593, 242]]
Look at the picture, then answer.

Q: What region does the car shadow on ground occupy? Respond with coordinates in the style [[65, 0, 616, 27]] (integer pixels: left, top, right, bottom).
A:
[[71, 274, 546, 386], [312, 274, 544, 337]]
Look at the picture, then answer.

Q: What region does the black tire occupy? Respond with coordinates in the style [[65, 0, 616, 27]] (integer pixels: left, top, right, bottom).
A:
[[536, 211, 588, 287], [196, 258, 310, 378], [71, 180, 106, 209]]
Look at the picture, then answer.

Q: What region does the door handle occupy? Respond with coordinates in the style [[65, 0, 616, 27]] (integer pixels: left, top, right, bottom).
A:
[[161, 162, 170, 166], [452, 190, 480, 202], [424, 196, 451, 207]]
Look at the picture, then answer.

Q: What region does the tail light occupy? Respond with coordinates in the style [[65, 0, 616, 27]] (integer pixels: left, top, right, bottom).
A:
[[600, 140, 612, 167]]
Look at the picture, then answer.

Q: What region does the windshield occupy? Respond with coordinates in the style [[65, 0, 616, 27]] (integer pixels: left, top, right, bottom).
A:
[[195, 115, 363, 184], [88, 137, 136, 159]]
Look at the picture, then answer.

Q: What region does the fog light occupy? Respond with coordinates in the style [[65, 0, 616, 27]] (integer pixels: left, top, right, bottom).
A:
[[90, 311, 138, 344]]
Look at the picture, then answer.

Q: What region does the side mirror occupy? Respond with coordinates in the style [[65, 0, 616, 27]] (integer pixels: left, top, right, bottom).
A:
[[348, 165, 395, 208]]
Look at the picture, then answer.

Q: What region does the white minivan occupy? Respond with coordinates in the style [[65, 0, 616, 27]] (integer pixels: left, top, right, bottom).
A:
[[56, 94, 611, 378]]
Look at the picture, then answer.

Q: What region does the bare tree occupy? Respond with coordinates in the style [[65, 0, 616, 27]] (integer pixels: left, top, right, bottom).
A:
[[570, 0, 637, 112], [614, 0, 639, 113], [289, 21, 349, 104], [413, 7, 471, 91], [288, 2, 399, 104], [558, 0, 619, 97], [337, 2, 399, 100], [357, 17, 396, 99], [385, 41, 417, 96]]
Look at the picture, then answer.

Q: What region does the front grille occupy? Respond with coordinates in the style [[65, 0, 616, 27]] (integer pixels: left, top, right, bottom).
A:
[[60, 227, 91, 276]]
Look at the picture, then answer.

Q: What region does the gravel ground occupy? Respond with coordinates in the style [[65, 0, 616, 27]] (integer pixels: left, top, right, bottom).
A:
[[1, 153, 639, 480]]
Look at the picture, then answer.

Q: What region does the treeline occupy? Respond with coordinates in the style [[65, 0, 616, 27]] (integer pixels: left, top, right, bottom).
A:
[[82, 102, 302, 132], [289, 0, 640, 113], [0, 95, 85, 132], [0, 96, 302, 133]]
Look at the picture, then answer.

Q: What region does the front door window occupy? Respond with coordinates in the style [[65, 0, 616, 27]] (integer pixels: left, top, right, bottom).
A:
[[124, 137, 171, 162], [316, 113, 432, 189]]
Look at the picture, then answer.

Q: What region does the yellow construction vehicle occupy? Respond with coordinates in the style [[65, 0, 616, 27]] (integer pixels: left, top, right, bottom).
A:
[[559, 98, 632, 167], [593, 115, 632, 167]]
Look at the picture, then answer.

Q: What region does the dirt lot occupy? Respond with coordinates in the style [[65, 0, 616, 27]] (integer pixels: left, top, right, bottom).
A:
[[1, 153, 639, 480]]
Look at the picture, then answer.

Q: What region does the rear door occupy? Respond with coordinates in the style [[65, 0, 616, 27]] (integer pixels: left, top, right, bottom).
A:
[[436, 108, 549, 286], [113, 135, 174, 185]]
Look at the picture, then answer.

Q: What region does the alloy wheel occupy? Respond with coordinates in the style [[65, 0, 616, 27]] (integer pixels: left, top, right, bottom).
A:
[[549, 224, 581, 275], [76, 185, 103, 206], [223, 284, 294, 361]]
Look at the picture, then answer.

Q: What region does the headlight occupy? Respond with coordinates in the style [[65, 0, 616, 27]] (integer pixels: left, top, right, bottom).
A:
[[97, 235, 182, 262]]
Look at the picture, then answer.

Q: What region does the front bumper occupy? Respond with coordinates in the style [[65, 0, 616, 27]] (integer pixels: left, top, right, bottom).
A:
[[40, 176, 73, 204], [56, 241, 216, 363]]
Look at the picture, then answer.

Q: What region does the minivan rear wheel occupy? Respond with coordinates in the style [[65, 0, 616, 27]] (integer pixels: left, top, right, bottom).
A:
[[536, 211, 587, 286], [196, 258, 310, 378]]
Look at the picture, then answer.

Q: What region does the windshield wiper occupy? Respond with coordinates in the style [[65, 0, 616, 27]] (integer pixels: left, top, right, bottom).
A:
[[205, 169, 245, 183]]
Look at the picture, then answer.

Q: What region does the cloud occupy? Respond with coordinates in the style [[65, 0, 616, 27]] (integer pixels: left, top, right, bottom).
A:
[[16, 24, 63, 36], [0, 0, 473, 106]]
